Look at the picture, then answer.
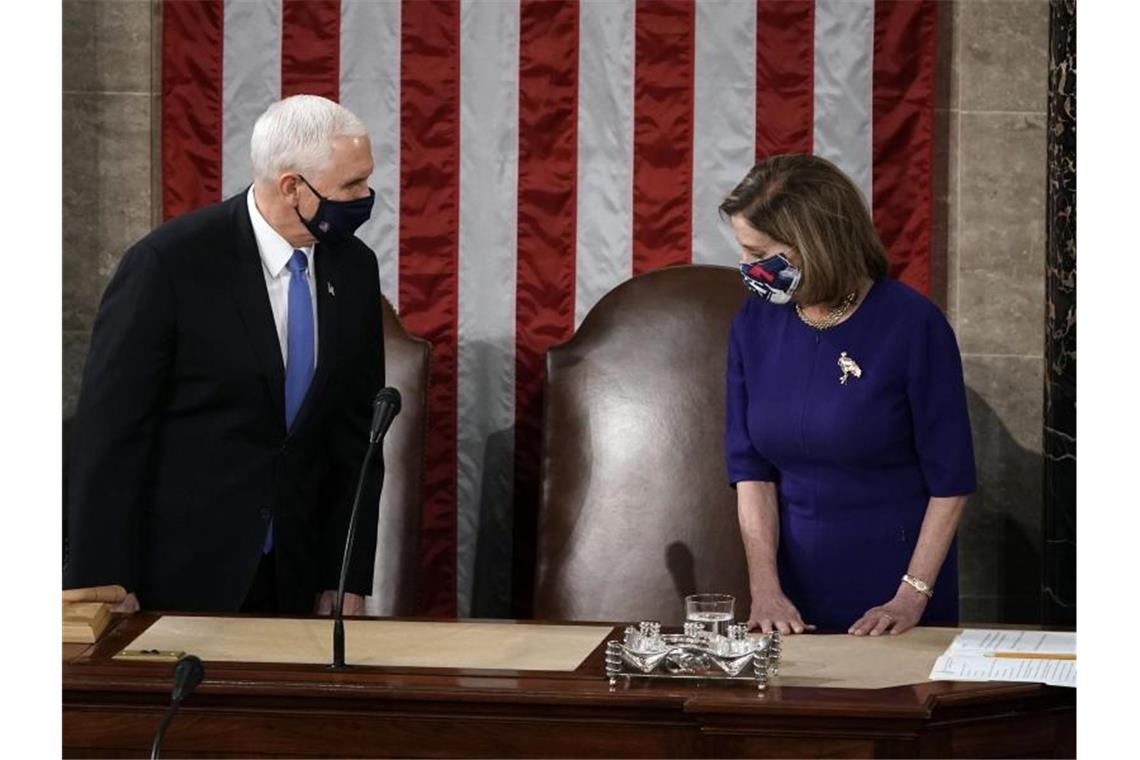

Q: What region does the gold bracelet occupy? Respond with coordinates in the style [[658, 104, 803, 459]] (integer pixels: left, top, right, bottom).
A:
[[902, 573, 933, 598]]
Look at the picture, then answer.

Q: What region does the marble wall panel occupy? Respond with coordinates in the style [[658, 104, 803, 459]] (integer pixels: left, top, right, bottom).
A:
[[957, 0, 1050, 113], [959, 355, 1045, 623], [63, 0, 153, 94], [62, 92, 153, 334], [62, 0, 155, 413], [955, 111, 1046, 357], [1042, 0, 1076, 626], [949, 0, 1051, 624]]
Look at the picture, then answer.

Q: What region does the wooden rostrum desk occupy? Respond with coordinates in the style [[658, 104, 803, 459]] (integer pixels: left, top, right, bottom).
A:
[[62, 613, 1075, 758]]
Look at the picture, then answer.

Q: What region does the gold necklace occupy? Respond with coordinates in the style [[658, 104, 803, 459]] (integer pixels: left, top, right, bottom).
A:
[[795, 291, 858, 330]]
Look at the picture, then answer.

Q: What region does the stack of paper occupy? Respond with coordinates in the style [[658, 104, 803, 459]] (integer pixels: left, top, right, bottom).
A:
[[929, 629, 1076, 688]]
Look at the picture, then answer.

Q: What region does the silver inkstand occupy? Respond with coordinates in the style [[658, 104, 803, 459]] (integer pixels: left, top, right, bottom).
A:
[[604, 620, 782, 690]]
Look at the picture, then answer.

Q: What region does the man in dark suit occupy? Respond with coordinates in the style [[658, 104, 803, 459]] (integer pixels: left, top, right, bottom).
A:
[[65, 95, 385, 615]]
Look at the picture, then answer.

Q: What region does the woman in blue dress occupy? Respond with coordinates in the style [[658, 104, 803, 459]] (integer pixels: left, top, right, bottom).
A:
[[722, 154, 976, 636]]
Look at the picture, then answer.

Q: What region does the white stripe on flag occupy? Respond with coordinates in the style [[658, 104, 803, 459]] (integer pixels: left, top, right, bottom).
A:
[[813, 0, 874, 207], [692, 0, 756, 266], [456, 0, 520, 617], [340, 0, 402, 307], [222, 0, 281, 198], [575, 0, 635, 328]]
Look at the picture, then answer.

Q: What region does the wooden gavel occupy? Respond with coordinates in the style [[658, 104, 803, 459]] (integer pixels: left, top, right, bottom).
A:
[[62, 585, 128, 604]]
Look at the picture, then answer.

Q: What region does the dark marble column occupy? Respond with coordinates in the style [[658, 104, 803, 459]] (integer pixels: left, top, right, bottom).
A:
[[1042, 0, 1075, 626]]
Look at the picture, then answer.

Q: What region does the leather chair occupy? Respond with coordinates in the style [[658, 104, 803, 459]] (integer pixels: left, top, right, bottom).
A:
[[365, 296, 430, 616], [534, 265, 750, 625]]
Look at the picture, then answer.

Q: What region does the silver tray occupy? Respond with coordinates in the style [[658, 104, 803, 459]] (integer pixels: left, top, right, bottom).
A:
[[604, 621, 782, 689]]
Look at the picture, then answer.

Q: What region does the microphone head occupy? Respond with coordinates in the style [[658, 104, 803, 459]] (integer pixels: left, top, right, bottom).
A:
[[374, 386, 402, 414], [171, 654, 204, 703], [369, 387, 403, 443]]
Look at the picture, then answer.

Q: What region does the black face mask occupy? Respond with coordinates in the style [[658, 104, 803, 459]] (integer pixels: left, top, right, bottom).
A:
[[295, 175, 375, 245]]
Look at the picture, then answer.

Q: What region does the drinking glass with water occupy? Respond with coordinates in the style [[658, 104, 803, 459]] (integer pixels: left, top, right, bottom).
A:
[[684, 594, 735, 636]]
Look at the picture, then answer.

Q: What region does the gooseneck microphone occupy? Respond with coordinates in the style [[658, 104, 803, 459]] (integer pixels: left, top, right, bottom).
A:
[[332, 387, 401, 669], [150, 654, 204, 760], [369, 386, 402, 444]]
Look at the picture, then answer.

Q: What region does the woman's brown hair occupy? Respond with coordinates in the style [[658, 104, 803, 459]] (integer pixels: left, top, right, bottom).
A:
[[719, 154, 889, 305]]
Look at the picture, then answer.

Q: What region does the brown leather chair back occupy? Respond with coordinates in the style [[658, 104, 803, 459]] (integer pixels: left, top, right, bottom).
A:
[[366, 297, 430, 616], [534, 265, 750, 624]]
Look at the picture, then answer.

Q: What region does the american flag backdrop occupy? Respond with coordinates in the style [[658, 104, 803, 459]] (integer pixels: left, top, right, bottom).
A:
[[160, 0, 938, 617]]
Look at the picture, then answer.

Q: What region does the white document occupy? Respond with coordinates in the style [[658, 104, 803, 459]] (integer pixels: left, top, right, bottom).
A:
[[946, 629, 1076, 656], [929, 629, 1076, 688], [930, 653, 1076, 688]]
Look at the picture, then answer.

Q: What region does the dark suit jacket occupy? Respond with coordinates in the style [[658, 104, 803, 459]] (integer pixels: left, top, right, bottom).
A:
[[64, 192, 385, 613]]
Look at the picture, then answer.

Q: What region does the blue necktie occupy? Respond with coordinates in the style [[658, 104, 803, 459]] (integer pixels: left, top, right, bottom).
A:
[[284, 250, 316, 429], [265, 249, 316, 554]]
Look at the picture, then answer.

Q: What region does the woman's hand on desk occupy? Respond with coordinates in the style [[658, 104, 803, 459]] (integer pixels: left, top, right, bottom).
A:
[[747, 593, 816, 635], [848, 586, 928, 636]]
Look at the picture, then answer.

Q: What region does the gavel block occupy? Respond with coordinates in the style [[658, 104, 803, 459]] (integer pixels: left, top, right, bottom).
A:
[[62, 585, 126, 643]]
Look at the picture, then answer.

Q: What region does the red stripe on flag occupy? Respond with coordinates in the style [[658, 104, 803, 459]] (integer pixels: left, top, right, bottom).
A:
[[632, 0, 695, 275], [161, 0, 223, 220], [755, 0, 814, 159], [281, 0, 342, 101], [872, 0, 937, 294], [512, 0, 580, 617], [399, 0, 460, 617]]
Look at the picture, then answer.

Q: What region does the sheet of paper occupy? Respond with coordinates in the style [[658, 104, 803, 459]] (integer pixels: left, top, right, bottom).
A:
[[764, 627, 961, 690], [931, 653, 1076, 688], [946, 629, 1076, 656], [930, 629, 1076, 688], [118, 617, 613, 672]]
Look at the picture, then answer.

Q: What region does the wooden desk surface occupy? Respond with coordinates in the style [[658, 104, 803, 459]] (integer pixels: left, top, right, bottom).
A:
[[62, 613, 1076, 759]]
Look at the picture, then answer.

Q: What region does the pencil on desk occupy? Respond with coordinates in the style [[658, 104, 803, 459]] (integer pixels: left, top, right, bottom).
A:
[[985, 652, 1076, 661]]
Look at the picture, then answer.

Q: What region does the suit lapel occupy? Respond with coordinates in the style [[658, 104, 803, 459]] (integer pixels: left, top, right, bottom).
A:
[[288, 242, 339, 437], [227, 193, 287, 434]]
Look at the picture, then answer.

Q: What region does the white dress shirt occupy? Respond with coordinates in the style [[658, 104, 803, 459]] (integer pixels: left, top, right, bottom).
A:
[[247, 187, 318, 366]]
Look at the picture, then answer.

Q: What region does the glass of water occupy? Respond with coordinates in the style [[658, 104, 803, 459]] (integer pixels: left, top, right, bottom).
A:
[[684, 594, 735, 636]]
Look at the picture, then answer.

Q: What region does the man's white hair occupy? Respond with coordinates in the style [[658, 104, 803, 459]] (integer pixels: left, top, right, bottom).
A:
[[250, 94, 368, 182]]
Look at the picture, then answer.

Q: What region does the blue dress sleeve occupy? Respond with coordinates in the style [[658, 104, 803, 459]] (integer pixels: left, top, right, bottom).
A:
[[906, 307, 977, 496], [725, 311, 779, 486]]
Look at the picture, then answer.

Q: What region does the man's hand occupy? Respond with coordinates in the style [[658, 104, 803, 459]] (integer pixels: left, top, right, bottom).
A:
[[315, 591, 365, 616], [848, 584, 928, 636], [109, 592, 140, 614], [747, 592, 816, 634]]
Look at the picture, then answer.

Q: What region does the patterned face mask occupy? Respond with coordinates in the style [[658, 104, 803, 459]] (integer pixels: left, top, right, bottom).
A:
[[295, 175, 376, 245], [739, 254, 802, 305]]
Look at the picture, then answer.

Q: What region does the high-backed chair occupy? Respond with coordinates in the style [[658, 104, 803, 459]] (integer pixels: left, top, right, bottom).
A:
[[534, 265, 750, 625], [366, 296, 430, 616]]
